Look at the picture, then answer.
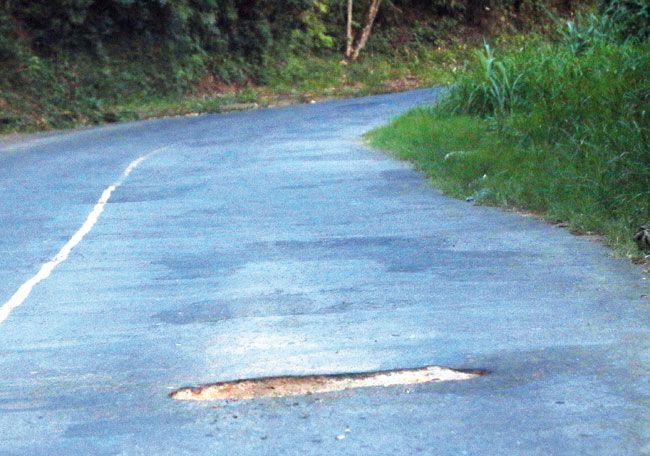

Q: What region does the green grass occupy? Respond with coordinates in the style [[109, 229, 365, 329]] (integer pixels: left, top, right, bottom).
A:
[[0, 43, 468, 135], [103, 46, 465, 123], [369, 20, 650, 259], [369, 110, 647, 258], [263, 47, 463, 97]]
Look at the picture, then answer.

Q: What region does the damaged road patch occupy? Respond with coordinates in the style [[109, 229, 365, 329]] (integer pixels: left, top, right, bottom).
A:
[[170, 365, 484, 401]]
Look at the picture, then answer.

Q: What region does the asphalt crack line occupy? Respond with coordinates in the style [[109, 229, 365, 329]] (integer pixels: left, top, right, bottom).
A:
[[0, 145, 168, 324]]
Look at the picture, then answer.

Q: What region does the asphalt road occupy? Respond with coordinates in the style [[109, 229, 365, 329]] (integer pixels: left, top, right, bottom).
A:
[[0, 89, 648, 455]]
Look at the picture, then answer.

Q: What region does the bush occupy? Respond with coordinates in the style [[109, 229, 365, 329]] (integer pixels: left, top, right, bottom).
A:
[[438, 42, 526, 115]]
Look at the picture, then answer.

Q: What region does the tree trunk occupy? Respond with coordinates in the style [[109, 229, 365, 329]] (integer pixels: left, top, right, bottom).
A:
[[349, 0, 381, 61], [345, 0, 354, 58]]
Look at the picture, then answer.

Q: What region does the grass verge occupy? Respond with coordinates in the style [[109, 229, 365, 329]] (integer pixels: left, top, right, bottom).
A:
[[369, 110, 648, 260], [368, 19, 649, 260], [0, 44, 468, 135]]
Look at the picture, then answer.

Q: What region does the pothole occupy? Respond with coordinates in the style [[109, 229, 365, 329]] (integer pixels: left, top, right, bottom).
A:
[[170, 365, 484, 401]]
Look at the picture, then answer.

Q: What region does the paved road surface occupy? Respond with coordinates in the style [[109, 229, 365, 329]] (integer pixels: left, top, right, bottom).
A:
[[0, 89, 648, 455]]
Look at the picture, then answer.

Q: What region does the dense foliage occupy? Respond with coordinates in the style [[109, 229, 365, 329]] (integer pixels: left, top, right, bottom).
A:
[[1, 0, 586, 67], [1, 0, 319, 82]]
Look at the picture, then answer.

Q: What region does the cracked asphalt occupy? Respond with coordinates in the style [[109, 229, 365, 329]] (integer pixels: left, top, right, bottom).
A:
[[0, 89, 648, 455]]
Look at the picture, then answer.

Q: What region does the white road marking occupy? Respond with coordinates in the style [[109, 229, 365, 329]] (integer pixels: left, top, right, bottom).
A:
[[0, 146, 167, 324]]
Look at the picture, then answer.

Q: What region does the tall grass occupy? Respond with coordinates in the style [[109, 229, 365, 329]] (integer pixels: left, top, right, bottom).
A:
[[442, 43, 524, 115], [371, 12, 650, 257]]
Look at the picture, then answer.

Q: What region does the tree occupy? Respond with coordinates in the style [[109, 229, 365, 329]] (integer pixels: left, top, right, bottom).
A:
[[346, 0, 354, 58], [344, 0, 382, 61]]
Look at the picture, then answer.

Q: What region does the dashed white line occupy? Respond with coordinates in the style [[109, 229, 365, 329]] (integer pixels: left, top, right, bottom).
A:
[[0, 146, 167, 324]]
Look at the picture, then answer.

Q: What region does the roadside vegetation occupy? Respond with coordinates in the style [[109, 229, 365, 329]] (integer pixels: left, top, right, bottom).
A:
[[1, 0, 580, 134], [369, 0, 649, 259]]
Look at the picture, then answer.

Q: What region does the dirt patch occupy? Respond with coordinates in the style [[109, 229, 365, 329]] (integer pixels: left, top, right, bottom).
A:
[[382, 76, 422, 93], [170, 365, 483, 401]]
